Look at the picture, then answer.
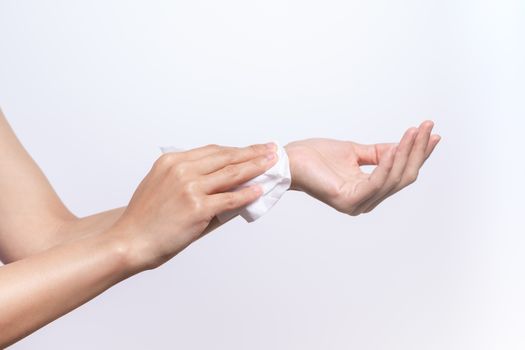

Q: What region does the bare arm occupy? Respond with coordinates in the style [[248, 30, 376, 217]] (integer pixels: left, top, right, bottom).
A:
[[0, 108, 439, 347], [0, 109, 229, 263], [0, 108, 440, 263], [0, 229, 130, 347], [0, 215, 231, 348], [284, 120, 441, 215], [0, 108, 77, 262], [0, 131, 277, 346]]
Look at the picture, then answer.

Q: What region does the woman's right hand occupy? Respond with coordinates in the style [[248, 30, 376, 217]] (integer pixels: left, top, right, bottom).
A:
[[111, 142, 278, 271]]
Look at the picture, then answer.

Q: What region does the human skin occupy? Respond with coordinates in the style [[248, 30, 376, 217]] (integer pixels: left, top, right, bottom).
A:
[[0, 113, 279, 347], [284, 120, 440, 215], [0, 108, 439, 347]]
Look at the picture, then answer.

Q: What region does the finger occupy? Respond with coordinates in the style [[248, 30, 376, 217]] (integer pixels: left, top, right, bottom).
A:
[[191, 143, 276, 175], [422, 134, 441, 164], [200, 152, 278, 193], [205, 185, 263, 217], [162, 143, 226, 160], [355, 127, 418, 213], [363, 133, 440, 214], [352, 142, 398, 166], [166, 142, 274, 162], [156, 144, 243, 172], [344, 146, 396, 214], [400, 120, 434, 185]]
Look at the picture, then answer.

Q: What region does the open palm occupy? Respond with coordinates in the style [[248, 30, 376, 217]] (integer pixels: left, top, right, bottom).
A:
[[284, 121, 440, 215]]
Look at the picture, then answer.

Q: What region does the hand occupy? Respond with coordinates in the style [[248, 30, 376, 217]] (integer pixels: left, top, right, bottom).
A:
[[284, 121, 440, 215], [111, 142, 278, 270]]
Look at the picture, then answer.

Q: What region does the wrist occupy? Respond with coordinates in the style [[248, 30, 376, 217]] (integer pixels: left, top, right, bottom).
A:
[[106, 216, 184, 274], [284, 142, 304, 192], [104, 220, 150, 275]]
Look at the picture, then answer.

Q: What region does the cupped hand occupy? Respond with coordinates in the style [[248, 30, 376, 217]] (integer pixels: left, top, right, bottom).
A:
[[284, 121, 440, 215], [112, 142, 278, 270]]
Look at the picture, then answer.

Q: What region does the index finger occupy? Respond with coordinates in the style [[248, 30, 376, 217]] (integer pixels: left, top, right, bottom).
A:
[[191, 142, 276, 175]]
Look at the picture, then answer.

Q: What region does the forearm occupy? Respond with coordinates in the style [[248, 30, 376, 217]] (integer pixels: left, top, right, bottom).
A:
[[0, 206, 126, 264], [0, 227, 134, 348], [0, 122, 276, 262], [3, 176, 258, 264], [0, 135, 280, 346], [47, 208, 227, 253], [54, 207, 126, 244], [0, 207, 239, 348]]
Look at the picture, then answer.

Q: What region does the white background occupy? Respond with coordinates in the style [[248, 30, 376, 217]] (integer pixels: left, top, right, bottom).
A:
[[1, 0, 524, 349]]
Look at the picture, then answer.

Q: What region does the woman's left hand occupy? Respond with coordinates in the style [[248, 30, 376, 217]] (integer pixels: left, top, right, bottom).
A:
[[284, 121, 440, 215]]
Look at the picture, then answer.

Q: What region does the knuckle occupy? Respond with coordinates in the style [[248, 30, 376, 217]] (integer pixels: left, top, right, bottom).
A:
[[181, 180, 199, 195], [219, 149, 235, 163], [392, 175, 403, 184], [223, 192, 238, 209], [205, 143, 220, 150], [258, 153, 275, 166], [254, 156, 268, 168], [405, 171, 419, 184], [170, 163, 189, 179], [187, 196, 204, 214], [224, 164, 241, 178], [249, 144, 266, 154], [155, 153, 177, 170]]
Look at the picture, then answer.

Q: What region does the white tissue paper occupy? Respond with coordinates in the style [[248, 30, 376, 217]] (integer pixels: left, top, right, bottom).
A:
[[159, 141, 292, 223]]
